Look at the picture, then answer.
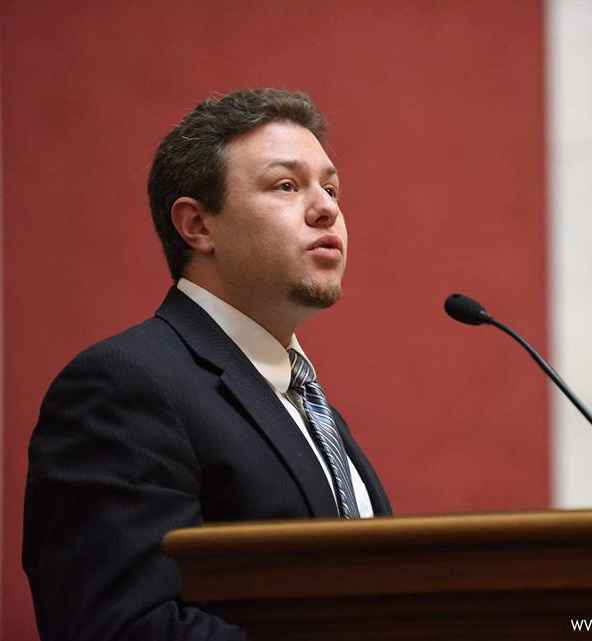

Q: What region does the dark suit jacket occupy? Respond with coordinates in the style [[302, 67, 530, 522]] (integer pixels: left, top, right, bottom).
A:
[[23, 287, 392, 641]]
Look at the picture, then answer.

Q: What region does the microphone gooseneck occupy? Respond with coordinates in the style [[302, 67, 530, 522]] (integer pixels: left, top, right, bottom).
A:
[[444, 292, 592, 427]]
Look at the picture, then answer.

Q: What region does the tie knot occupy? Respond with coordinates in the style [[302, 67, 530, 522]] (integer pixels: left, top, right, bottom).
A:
[[288, 348, 315, 390]]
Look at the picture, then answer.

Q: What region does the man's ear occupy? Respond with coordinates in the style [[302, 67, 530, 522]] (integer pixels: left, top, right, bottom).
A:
[[171, 197, 214, 255]]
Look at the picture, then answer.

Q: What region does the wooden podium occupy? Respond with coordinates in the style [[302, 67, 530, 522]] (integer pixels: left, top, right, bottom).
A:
[[163, 510, 592, 640]]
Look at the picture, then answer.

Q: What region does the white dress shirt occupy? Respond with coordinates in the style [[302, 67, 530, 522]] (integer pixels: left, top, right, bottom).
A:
[[177, 278, 373, 518]]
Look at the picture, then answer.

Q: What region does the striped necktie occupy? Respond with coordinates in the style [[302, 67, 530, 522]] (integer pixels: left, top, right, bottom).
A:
[[288, 348, 360, 519]]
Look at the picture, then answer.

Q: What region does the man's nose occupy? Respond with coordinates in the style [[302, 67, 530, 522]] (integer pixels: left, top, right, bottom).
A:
[[306, 187, 340, 227]]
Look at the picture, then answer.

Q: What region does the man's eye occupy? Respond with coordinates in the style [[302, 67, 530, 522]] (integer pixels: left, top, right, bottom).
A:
[[324, 186, 338, 199], [277, 181, 296, 192]]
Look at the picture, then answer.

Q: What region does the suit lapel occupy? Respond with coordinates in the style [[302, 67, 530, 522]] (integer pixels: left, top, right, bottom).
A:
[[220, 366, 338, 518], [156, 287, 339, 518]]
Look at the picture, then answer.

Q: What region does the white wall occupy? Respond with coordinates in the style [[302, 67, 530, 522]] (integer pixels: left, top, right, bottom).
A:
[[547, 0, 592, 507]]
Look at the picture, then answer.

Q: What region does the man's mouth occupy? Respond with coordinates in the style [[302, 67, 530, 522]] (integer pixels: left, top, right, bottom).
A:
[[307, 235, 343, 253]]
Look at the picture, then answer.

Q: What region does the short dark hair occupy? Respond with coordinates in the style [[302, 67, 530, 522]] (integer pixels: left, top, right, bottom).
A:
[[148, 88, 327, 281]]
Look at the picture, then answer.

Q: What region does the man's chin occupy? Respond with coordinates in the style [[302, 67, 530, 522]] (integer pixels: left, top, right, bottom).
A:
[[288, 281, 343, 309]]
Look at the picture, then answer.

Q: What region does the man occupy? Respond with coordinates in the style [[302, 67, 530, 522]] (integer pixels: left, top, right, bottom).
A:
[[23, 88, 392, 641]]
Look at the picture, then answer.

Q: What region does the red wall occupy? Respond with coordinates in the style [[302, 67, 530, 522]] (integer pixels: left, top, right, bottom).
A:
[[2, 2, 547, 639], [0, 21, 4, 633]]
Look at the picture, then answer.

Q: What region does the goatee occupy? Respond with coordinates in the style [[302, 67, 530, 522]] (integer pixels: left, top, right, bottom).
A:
[[288, 281, 342, 308]]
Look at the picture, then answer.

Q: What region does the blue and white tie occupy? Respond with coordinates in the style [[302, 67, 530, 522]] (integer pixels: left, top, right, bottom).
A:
[[288, 348, 360, 519]]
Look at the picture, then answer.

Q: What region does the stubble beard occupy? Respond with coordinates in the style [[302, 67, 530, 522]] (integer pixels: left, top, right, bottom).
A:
[[287, 279, 343, 309]]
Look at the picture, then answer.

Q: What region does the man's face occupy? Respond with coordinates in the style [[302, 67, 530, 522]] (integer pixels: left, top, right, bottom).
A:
[[208, 120, 348, 313]]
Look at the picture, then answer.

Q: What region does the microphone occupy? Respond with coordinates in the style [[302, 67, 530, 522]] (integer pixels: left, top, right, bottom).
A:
[[444, 293, 592, 427], [444, 293, 492, 326]]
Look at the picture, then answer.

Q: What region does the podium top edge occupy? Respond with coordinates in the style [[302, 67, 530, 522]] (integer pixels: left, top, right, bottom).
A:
[[162, 509, 592, 559]]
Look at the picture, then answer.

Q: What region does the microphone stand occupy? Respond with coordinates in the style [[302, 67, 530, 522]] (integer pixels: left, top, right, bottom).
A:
[[485, 316, 592, 427]]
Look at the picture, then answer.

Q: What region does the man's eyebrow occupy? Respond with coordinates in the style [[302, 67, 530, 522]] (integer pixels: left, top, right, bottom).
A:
[[263, 159, 339, 178]]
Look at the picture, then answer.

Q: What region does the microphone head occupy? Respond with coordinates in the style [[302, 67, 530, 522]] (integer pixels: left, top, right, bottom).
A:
[[444, 293, 492, 326]]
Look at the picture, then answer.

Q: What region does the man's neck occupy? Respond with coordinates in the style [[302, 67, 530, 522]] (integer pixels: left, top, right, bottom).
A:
[[180, 276, 315, 348]]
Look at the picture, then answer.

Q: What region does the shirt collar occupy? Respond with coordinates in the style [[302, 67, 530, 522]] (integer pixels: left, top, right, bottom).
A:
[[177, 278, 315, 394]]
